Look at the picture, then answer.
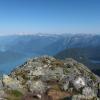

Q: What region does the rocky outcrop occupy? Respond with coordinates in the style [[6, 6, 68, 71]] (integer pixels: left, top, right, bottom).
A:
[[0, 56, 100, 100], [2, 75, 23, 91]]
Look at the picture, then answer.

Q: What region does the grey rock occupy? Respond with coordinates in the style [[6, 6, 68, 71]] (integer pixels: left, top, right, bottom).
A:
[[2, 75, 23, 91], [62, 81, 69, 91], [72, 94, 96, 100], [72, 77, 86, 90], [0, 80, 3, 90], [0, 90, 7, 100], [27, 80, 47, 93], [82, 87, 96, 97]]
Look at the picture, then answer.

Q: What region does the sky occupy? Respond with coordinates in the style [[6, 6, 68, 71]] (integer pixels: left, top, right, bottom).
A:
[[0, 0, 100, 35]]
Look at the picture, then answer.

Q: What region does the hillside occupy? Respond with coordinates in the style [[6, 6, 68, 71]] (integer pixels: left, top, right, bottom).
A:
[[0, 56, 100, 100], [55, 47, 100, 75]]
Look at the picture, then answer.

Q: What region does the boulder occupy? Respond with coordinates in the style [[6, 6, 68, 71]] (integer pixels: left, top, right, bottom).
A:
[[62, 81, 69, 91], [0, 90, 7, 100], [27, 80, 47, 93], [2, 74, 23, 91], [82, 87, 96, 97], [72, 77, 86, 90]]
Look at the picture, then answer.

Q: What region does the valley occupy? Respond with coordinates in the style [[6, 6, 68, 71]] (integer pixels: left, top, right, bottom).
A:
[[0, 33, 100, 76]]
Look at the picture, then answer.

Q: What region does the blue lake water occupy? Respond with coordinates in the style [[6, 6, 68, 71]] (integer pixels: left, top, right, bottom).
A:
[[0, 58, 27, 74], [0, 53, 40, 74]]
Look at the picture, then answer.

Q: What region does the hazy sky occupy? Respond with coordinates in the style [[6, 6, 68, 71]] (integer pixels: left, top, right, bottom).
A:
[[0, 0, 100, 35]]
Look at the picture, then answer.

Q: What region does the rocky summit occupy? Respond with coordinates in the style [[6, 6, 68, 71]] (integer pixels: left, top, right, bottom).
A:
[[0, 56, 100, 100]]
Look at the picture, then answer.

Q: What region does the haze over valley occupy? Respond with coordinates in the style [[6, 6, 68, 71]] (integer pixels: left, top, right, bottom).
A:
[[0, 33, 100, 75]]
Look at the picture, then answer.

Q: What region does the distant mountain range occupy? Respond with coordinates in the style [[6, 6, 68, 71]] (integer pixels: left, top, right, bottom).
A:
[[0, 33, 100, 74], [0, 34, 60, 55], [45, 34, 100, 54]]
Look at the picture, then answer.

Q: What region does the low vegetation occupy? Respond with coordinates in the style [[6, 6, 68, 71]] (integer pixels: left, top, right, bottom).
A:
[[6, 90, 23, 100]]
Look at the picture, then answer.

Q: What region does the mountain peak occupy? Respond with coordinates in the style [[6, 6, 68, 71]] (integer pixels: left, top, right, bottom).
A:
[[0, 56, 99, 100]]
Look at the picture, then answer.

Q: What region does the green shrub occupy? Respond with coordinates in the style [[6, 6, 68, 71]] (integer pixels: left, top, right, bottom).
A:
[[6, 90, 23, 97]]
